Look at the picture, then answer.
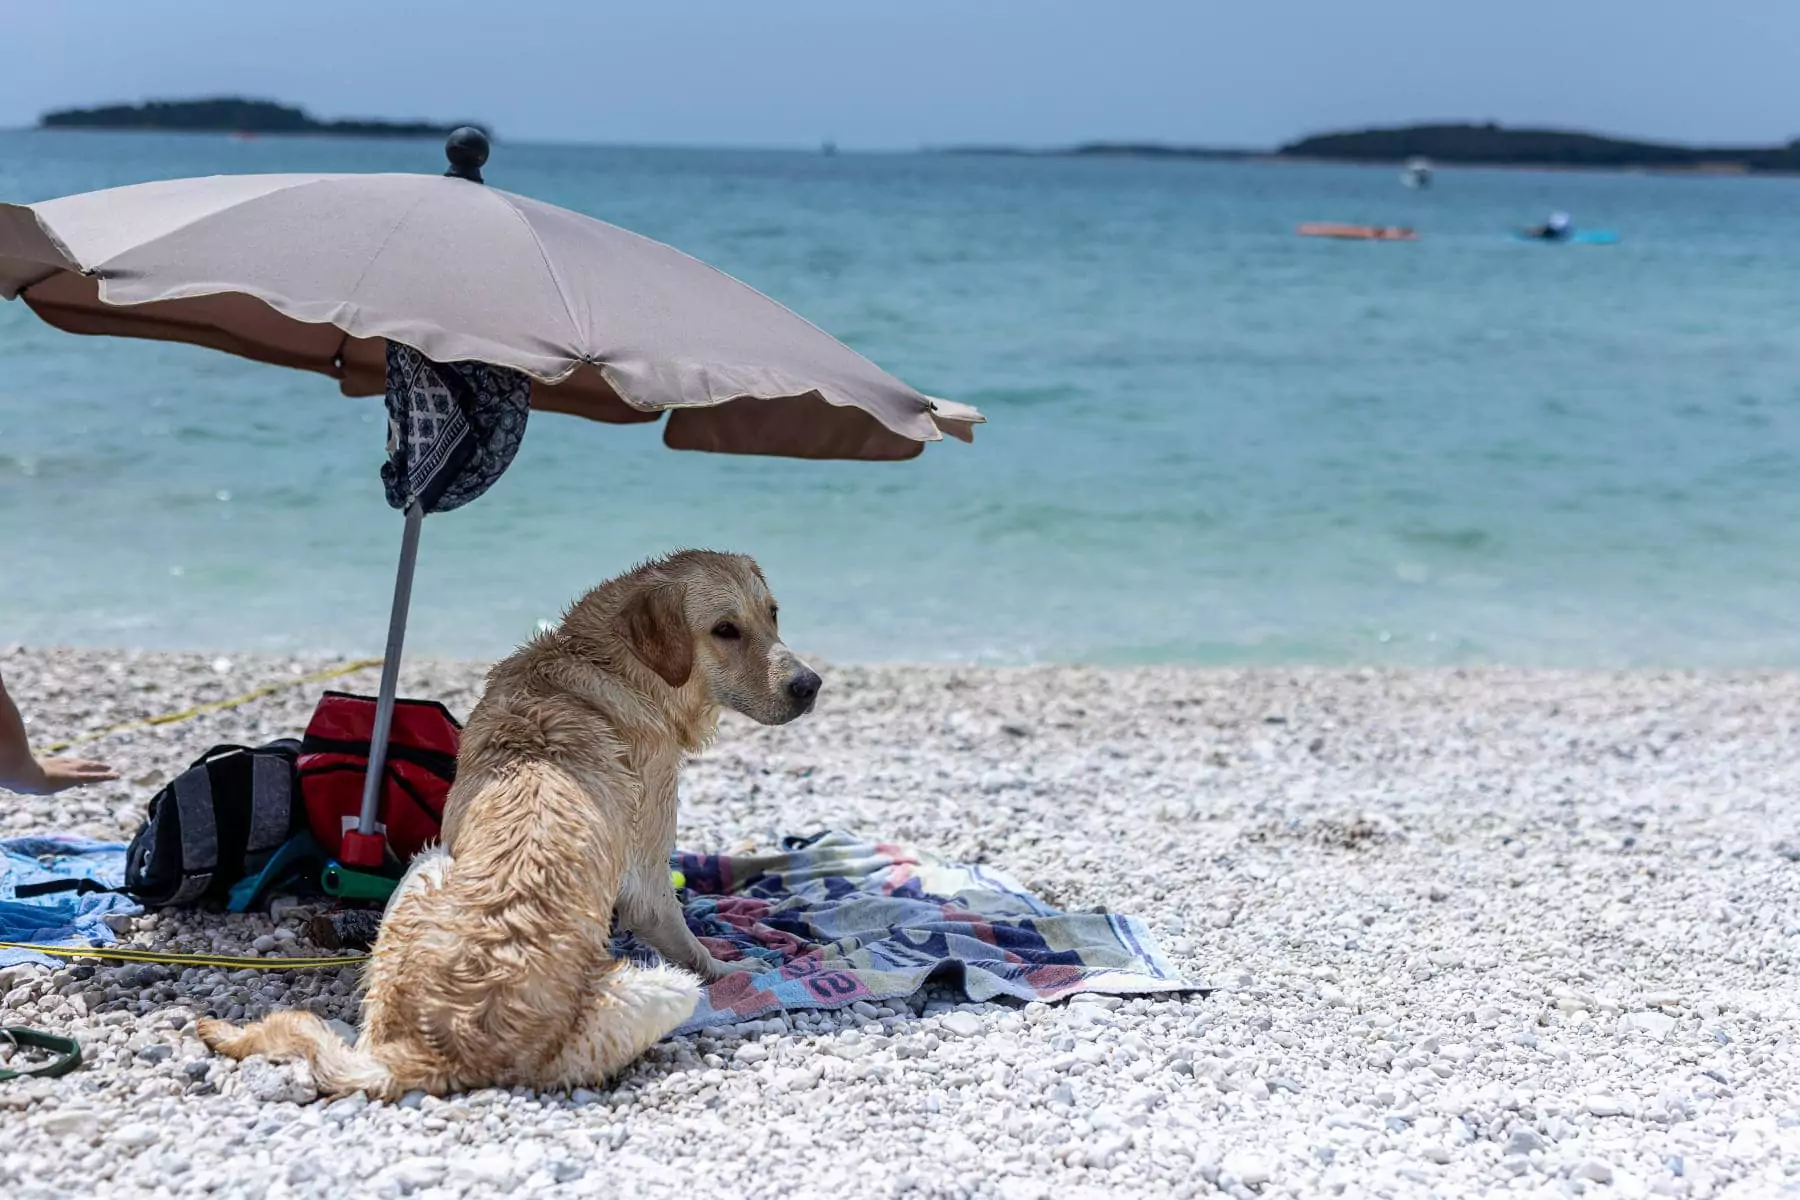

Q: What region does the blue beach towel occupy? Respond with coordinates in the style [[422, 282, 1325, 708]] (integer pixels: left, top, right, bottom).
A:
[[0, 837, 139, 968]]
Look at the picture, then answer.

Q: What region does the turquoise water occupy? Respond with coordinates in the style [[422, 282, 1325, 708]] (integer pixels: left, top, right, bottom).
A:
[[4, 130, 1800, 666]]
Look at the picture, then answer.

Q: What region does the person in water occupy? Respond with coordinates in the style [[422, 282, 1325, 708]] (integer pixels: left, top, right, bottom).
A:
[[0, 670, 117, 794], [1527, 212, 1573, 241]]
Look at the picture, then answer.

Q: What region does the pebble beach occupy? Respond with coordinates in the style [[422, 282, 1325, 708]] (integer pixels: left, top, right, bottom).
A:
[[2, 646, 1797, 1199]]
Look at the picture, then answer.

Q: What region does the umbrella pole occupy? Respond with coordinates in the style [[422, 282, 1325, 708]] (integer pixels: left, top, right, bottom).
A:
[[341, 501, 424, 869]]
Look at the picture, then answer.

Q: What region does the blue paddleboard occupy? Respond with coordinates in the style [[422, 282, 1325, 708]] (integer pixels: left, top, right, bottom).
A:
[[1511, 229, 1619, 245]]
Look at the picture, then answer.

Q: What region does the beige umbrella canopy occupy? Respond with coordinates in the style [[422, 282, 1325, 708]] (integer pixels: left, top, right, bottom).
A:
[[0, 131, 982, 868], [0, 137, 981, 461]]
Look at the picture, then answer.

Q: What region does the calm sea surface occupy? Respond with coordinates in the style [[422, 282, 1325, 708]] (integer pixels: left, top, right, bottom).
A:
[[4, 131, 1800, 666]]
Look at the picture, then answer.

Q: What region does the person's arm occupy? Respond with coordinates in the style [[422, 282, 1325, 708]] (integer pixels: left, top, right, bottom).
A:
[[0, 671, 38, 784], [0, 671, 118, 795]]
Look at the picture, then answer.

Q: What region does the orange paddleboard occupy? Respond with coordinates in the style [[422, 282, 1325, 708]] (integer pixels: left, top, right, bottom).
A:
[[1297, 223, 1417, 241]]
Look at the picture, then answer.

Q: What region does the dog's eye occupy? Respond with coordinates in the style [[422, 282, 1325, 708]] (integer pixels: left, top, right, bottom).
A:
[[769, 606, 779, 625], [712, 621, 741, 640]]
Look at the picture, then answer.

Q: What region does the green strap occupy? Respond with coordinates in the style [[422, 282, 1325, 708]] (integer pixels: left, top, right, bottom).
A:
[[320, 861, 399, 901], [0, 1028, 82, 1081]]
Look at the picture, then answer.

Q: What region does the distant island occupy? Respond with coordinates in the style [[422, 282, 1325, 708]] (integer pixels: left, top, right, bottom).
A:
[[1278, 123, 1800, 173], [949, 123, 1800, 175], [39, 98, 486, 139]]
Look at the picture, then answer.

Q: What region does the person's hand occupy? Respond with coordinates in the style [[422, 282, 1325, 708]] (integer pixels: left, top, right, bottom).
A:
[[7, 756, 119, 795]]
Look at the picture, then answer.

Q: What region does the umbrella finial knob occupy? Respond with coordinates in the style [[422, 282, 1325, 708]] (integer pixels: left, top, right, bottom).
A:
[[444, 127, 490, 183]]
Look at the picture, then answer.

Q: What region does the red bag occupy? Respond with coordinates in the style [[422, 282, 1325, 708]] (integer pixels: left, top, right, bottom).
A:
[[298, 691, 461, 865]]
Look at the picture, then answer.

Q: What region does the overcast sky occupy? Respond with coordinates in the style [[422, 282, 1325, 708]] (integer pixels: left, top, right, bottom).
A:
[[3, 1, 1793, 150]]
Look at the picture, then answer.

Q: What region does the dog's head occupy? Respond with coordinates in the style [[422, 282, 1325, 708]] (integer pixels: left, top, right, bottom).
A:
[[610, 550, 821, 725]]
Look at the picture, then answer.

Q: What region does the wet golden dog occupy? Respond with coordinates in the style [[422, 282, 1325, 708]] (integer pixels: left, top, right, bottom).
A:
[[199, 550, 821, 1097]]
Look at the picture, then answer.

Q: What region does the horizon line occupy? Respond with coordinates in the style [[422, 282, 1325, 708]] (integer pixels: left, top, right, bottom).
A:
[[5, 120, 1792, 159]]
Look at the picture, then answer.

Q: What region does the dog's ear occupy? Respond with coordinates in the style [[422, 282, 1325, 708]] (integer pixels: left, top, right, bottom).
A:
[[613, 581, 693, 688]]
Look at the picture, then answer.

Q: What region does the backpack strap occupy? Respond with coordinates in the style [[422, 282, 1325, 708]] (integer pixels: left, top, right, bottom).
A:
[[166, 764, 218, 906], [192, 744, 254, 766], [10, 878, 124, 899], [246, 752, 295, 857], [299, 735, 457, 782]]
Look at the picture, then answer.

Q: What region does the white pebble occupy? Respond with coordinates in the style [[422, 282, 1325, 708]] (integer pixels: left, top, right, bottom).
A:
[[1618, 1011, 1677, 1041], [32, 1109, 99, 1138], [1573, 1159, 1615, 1184], [110, 1123, 158, 1148], [1223, 1152, 1272, 1186], [940, 1011, 984, 1038]]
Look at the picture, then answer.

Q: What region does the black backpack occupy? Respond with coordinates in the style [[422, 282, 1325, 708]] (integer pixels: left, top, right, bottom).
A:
[[122, 740, 304, 906]]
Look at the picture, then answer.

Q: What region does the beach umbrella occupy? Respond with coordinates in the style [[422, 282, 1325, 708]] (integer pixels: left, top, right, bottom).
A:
[[0, 129, 982, 869]]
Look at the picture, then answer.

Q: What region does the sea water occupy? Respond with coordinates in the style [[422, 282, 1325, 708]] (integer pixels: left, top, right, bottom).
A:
[[3, 130, 1799, 666]]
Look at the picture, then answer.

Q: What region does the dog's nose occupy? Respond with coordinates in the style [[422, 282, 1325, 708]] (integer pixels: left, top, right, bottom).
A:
[[787, 668, 822, 704]]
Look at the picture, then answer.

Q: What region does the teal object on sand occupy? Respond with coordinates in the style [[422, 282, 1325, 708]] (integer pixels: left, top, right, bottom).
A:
[[226, 831, 329, 913]]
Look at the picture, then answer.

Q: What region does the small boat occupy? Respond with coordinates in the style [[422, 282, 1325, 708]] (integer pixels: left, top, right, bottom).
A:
[[1298, 222, 1418, 241], [1401, 157, 1432, 188]]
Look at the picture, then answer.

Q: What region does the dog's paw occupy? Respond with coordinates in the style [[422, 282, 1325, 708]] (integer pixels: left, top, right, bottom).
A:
[[702, 955, 773, 981]]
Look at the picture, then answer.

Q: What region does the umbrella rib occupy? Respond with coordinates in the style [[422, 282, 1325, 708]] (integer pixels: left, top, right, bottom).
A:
[[1, 205, 81, 299], [341, 195, 430, 313], [71, 178, 324, 280], [489, 190, 582, 352]]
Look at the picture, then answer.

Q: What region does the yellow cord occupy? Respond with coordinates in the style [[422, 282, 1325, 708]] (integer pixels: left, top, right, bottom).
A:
[[34, 658, 383, 755], [0, 941, 368, 970]]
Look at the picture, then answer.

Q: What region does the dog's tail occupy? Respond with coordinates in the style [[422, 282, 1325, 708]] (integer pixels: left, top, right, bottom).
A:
[[198, 1011, 401, 1099], [580, 960, 703, 1080]]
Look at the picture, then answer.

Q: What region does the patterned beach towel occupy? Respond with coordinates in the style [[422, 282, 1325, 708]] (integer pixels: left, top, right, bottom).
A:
[[633, 831, 1193, 1034]]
